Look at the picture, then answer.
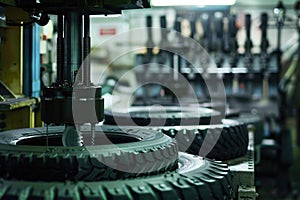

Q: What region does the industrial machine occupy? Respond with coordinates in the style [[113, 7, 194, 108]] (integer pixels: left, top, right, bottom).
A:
[[0, 5, 40, 131], [101, 0, 299, 198], [0, 1, 235, 200], [0, 0, 298, 199]]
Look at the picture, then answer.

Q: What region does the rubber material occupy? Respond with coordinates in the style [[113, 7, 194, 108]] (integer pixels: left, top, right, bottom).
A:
[[104, 106, 220, 126], [0, 153, 233, 200], [228, 112, 264, 145], [0, 126, 178, 181], [157, 119, 249, 161]]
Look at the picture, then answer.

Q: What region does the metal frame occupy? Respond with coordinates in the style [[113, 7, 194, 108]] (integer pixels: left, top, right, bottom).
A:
[[228, 131, 257, 200], [23, 23, 41, 98]]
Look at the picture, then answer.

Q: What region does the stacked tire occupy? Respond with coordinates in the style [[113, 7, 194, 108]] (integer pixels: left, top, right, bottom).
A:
[[228, 112, 264, 145], [158, 120, 249, 161], [0, 126, 233, 199], [104, 107, 249, 161]]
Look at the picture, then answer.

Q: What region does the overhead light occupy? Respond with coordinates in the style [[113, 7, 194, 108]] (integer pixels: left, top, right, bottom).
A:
[[151, 0, 236, 6], [91, 14, 122, 18]]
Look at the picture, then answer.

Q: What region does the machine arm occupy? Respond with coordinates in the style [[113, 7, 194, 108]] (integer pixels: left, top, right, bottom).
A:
[[0, 0, 150, 14], [0, 0, 150, 146]]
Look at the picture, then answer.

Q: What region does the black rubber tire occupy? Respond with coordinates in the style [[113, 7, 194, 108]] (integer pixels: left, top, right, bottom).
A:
[[104, 106, 221, 126], [0, 153, 233, 200], [157, 119, 249, 161], [228, 112, 264, 145], [0, 126, 178, 181]]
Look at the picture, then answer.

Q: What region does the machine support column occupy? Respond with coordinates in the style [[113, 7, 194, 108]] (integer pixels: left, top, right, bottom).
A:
[[64, 12, 82, 83], [57, 14, 64, 83], [83, 14, 91, 86]]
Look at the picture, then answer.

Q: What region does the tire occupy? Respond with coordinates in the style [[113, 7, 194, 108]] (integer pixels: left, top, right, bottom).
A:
[[157, 119, 249, 161], [105, 105, 248, 160], [104, 106, 221, 126], [228, 112, 264, 145], [0, 153, 233, 200], [0, 126, 178, 181]]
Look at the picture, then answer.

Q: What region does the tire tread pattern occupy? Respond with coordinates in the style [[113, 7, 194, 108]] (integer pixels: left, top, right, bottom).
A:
[[0, 154, 233, 200], [0, 126, 178, 182], [160, 122, 249, 161]]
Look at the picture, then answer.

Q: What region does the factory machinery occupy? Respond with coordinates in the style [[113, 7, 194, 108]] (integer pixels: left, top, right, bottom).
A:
[[0, 0, 299, 199], [104, 1, 300, 198]]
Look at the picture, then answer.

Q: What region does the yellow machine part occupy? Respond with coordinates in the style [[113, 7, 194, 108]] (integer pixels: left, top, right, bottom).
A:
[[0, 26, 23, 94], [0, 7, 39, 130], [0, 107, 35, 131]]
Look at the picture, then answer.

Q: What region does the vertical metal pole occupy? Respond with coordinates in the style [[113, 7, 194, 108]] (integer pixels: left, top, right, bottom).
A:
[[23, 25, 32, 96], [273, 2, 292, 196], [277, 27, 282, 75], [276, 19, 285, 126], [83, 14, 91, 86], [295, 12, 300, 146], [63, 14, 70, 82], [273, 1, 286, 126], [64, 12, 82, 84], [57, 14, 64, 83], [46, 124, 48, 150], [174, 20, 181, 81]]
